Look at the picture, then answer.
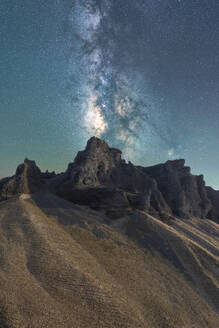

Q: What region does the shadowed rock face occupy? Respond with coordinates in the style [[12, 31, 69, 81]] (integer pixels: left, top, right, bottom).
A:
[[41, 170, 56, 179], [57, 137, 214, 220], [64, 137, 123, 188], [145, 160, 212, 219], [1, 158, 43, 197], [206, 187, 219, 223], [0, 177, 11, 201], [58, 137, 171, 217]]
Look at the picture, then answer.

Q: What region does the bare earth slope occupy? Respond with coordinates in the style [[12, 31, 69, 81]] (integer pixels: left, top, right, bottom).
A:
[[0, 191, 218, 328]]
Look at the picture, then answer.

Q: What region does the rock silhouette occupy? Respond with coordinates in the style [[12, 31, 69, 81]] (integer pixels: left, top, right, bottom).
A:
[[57, 137, 170, 217], [0, 137, 219, 222], [145, 159, 212, 219], [57, 137, 217, 221], [0, 158, 43, 197]]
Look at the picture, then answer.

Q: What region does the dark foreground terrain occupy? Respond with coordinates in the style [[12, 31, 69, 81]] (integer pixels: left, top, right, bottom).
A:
[[0, 137, 219, 327]]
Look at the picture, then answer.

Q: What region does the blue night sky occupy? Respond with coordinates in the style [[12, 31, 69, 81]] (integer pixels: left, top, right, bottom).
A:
[[0, 0, 219, 189]]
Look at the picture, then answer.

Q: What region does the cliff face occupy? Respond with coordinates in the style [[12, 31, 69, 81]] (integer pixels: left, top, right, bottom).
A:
[[206, 187, 219, 223], [145, 160, 212, 219], [0, 177, 11, 201], [58, 137, 170, 218], [64, 137, 123, 188], [0, 137, 218, 222], [57, 137, 216, 221]]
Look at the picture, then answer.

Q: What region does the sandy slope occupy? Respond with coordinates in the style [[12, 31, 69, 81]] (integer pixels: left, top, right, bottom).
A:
[[0, 192, 218, 327]]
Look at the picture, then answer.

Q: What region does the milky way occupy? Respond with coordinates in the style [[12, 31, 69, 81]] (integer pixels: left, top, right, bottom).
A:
[[69, 0, 175, 160], [1, 0, 219, 188], [66, 0, 219, 178]]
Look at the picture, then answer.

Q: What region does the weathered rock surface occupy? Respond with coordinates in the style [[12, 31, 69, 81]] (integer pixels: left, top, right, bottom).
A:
[[58, 137, 171, 217], [206, 187, 219, 223], [1, 158, 43, 197], [63, 137, 123, 188], [145, 160, 212, 219], [57, 137, 217, 221]]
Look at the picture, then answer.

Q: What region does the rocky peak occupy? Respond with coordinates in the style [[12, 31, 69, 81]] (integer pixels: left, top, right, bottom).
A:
[[85, 136, 110, 153], [65, 137, 123, 188], [74, 137, 122, 165], [1, 158, 43, 196], [15, 158, 41, 176], [58, 137, 170, 217]]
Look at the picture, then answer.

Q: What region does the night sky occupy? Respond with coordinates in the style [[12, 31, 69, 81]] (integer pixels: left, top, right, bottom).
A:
[[1, 0, 219, 189]]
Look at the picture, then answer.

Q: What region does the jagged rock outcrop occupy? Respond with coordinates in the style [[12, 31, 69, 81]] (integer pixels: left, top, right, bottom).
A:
[[57, 138, 215, 220], [145, 160, 212, 219], [41, 170, 56, 179], [63, 137, 123, 188], [1, 137, 218, 223], [58, 137, 171, 217], [206, 187, 219, 223], [1, 158, 43, 197]]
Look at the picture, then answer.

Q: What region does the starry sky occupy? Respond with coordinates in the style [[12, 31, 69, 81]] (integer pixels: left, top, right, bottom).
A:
[[0, 0, 219, 189]]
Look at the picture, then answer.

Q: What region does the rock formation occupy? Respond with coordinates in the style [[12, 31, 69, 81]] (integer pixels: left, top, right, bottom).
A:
[[206, 187, 219, 223], [145, 160, 212, 219], [0, 137, 218, 223], [1, 158, 43, 197], [57, 137, 217, 221], [58, 137, 170, 217], [62, 137, 123, 188]]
